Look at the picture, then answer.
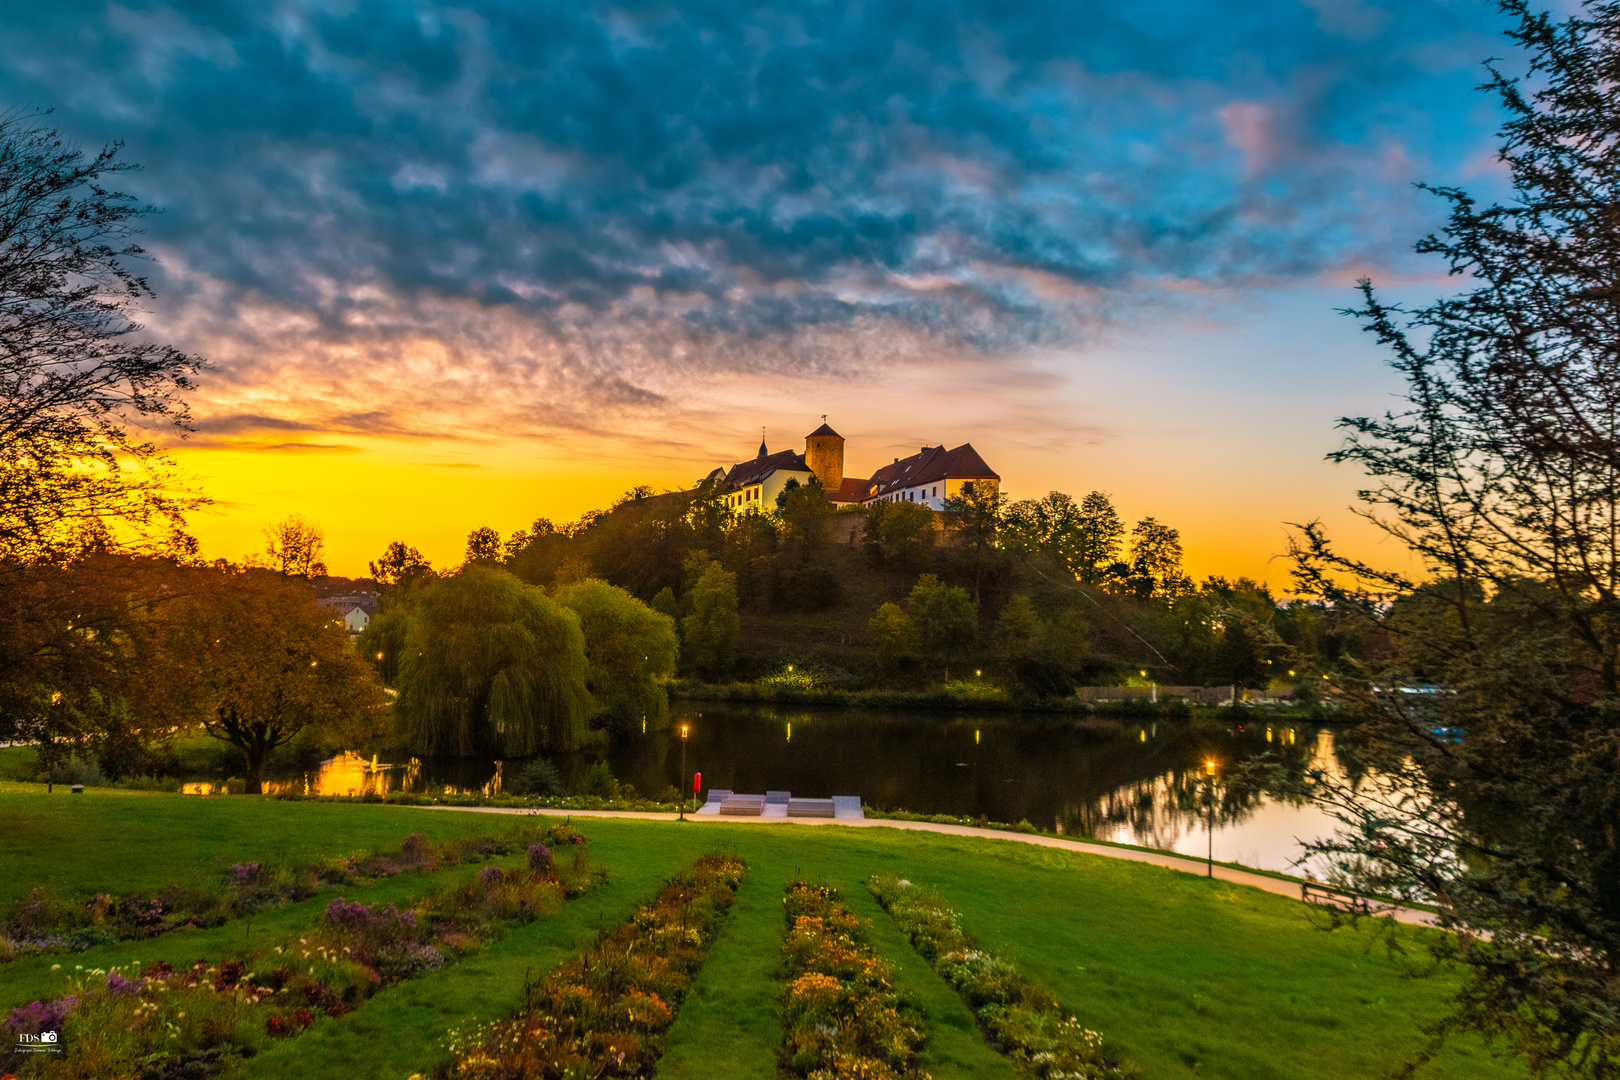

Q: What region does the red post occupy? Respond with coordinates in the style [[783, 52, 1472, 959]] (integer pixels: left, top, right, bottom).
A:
[[693, 771, 702, 796]]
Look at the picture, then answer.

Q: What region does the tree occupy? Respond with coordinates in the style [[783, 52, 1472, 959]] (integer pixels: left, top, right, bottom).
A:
[[0, 111, 207, 561], [1285, 4, 1620, 1073], [262, 515, 327, 578], [0, 553, 190, 785], [1126, 517, 1189, 599], [464, 526, 502, 565], [171, 569, 385, 793], [682, 560, 739, 681], [867, 602, 917, 678], [776, 475, 835, 557], [553, 577, 679, 731], [941, 484, 1004, 604], [392, 566, 592, 757], [862, 500, 936, 571], [908, 574, 977, 679], [1076, 492, 1126, 585], [369, 540, 434, 591]]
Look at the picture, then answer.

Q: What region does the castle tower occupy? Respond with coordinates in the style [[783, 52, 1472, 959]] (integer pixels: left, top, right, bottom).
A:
[[804, 418, 844, 491]]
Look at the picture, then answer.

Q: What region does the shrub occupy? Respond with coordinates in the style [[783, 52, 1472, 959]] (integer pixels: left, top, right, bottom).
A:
[[868, 874, 1129, 1079], [527, 843, 553, 872], [508, 756, 564, 796], [578, 760, 619, 799], [779, 881, 927, 1078]]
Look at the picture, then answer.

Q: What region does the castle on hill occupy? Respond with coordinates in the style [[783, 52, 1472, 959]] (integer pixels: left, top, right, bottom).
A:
[[706, 420, 1000, 513]]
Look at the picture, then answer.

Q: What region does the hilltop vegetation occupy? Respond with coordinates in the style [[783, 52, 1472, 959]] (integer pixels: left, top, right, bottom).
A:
[[368, 482, 1374, 699]]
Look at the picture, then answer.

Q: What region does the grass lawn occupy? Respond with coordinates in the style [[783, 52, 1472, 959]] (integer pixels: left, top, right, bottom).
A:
[[0, 786, 1524, 1080]]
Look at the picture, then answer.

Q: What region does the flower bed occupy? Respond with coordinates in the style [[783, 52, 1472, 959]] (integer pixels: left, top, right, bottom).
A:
[[434, 852, 746, 1079], [0, 821, 585, 962], [867, 875, 1128, 1080], [779, 881, 928, 1079], [0, 831, 601, 1078]]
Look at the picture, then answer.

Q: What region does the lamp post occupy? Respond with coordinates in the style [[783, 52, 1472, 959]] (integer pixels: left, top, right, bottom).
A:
[[678, 723, 690, 821], [1204, 759, 1218, 878]]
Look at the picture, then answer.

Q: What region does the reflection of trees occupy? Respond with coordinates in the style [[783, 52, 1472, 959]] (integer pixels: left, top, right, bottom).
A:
[[1062, 724, 1323, 844]]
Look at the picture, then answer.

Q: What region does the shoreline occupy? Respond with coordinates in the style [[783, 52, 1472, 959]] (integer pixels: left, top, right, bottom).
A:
[[417, 801, 1439, 927]]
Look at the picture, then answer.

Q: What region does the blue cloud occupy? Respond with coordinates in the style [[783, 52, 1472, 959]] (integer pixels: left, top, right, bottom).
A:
[[0, 0, 1511, 417]]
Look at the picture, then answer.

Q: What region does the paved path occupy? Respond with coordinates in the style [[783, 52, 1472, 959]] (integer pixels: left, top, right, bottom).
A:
[[422, 804, 1439, 927]]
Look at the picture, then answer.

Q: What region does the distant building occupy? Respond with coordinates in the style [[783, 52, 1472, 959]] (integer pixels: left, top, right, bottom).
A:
[[716, 421, 999, 512], [316, 593, 376, 635]]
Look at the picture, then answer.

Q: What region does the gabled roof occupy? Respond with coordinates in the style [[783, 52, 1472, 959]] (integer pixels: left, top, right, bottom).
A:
[[725, 448, 809, 490], [863, 443, 999, 499], [807, 422, 841, 439]]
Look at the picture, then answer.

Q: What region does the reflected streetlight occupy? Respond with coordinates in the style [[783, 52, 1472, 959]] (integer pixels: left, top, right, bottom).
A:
[[678, 722, 691, 820], [1204, 759, 1218, 878]]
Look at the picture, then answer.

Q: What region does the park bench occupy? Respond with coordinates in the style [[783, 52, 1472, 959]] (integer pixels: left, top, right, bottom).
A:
[[720, 794, 766, 816], [766, 790, 791, 805], [1300, 882, 1374, 914], [787, 798, 836, 818], [703, 789, 732, 809]]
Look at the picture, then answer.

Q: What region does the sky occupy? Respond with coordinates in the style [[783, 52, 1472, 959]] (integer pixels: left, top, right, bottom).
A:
[[0, 0, 1534, 583]]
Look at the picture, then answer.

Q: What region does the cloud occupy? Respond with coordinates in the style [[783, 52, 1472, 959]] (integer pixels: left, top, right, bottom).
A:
[[0, 0, 1508, 443]]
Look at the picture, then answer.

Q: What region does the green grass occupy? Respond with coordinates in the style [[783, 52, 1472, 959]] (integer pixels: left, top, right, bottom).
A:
[[0, 790, 1526, 1080]]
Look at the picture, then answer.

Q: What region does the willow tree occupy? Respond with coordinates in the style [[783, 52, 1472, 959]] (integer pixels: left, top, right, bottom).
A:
[[393, 566, 592, 757], [553, 577, 678, 732]]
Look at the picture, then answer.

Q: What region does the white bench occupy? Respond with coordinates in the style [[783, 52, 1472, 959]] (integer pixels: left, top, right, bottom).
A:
[[719, 794, 766, 816], [787, 798, 836, 818]]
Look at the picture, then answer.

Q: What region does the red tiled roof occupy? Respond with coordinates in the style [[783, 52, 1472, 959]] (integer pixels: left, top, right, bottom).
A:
[[807, 422, 841, 438], [724, 448, 809, 490], [862, 443, 999, 499], [824, 477, 867, 503]]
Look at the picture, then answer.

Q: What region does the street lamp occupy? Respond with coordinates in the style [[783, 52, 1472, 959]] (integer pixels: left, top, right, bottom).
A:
[[678, 723, 690, 821], [1204, 759, 1218, 878]]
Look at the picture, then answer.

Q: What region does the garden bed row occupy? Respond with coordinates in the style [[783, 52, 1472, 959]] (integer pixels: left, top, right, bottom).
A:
[[0, 821, 585, 962], [869, 874, 1127, 1079], [1, 834, 601, 1079], [434, 851, 747, 1079]]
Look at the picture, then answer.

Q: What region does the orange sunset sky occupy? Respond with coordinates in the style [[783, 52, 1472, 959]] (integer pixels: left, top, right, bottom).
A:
[[163, 281, 1418, 588]]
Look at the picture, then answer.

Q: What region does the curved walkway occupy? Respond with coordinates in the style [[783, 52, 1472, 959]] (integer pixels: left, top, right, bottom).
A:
[[422, 804, 1439, 927]]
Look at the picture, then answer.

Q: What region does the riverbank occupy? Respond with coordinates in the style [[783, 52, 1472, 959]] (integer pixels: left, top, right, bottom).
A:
[[668, 677, 1331, 716], [0, 788, 1513, 1079]]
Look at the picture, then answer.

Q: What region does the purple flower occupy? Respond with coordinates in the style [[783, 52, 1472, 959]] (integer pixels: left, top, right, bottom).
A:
[[105, 972, 144, 996], [324, 898, 373, 931], [6, 995, 75, 1036], [324, 897, 417, 933], [477, 866, 503, 888], [526, 843, 552, 872], [231, 862, 261, 885]]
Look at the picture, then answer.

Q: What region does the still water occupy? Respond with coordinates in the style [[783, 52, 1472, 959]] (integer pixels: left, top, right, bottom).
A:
[[284, 705, 1356, 878]]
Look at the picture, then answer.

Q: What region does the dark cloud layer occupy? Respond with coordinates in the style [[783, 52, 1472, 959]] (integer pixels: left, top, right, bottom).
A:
[[0, 0, 1506, 431]]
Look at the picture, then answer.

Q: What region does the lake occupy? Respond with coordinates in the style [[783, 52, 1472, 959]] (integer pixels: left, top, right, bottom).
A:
[[292, 703, 1356, 878]]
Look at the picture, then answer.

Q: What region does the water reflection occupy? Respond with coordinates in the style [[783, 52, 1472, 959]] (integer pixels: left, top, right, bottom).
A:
[[263, 752, 394, 797], [274, 706, 1365, 875]]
